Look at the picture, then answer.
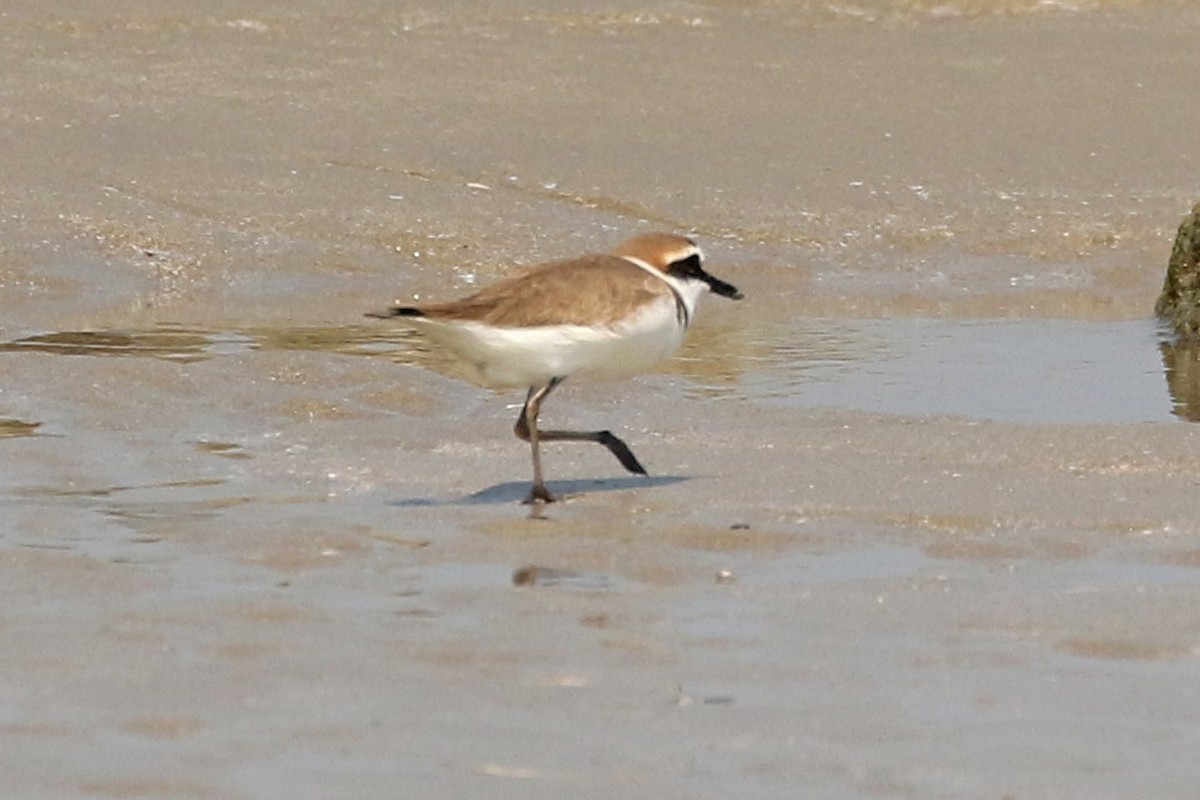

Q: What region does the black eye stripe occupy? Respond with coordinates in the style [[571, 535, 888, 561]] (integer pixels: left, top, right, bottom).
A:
[[668, 253, 703, 276]]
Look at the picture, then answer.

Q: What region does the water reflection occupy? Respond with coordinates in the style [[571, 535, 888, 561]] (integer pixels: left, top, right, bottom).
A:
[[242, 325, 417, 358], [0, 418, 41, 438], [0, 325, 419, 363], [672, 318, 888, 402], [1159, 338, 1200, 422], [0, 329, 215, 362]]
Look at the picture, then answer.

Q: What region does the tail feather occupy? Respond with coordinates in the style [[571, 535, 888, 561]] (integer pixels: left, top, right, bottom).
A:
[[365, 306, 425, 319]]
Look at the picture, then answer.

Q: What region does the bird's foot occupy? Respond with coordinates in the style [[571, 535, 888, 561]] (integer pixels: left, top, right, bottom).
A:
[[522, 483, 558, 505], [596, 430, 648, 475]]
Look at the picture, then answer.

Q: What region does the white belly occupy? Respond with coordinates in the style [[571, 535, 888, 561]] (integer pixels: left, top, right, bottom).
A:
[[413, 294, 687, 389]]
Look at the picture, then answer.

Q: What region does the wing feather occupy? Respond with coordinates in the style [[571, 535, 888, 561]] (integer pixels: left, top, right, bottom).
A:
[[417, 255, 669, 328]]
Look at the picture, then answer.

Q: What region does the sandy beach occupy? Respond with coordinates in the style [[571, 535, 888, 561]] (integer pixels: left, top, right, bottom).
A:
[[3, 1, 1200, 797]]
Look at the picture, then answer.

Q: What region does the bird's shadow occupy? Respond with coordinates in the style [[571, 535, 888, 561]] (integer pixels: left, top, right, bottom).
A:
[[388, 475, 689, 508]]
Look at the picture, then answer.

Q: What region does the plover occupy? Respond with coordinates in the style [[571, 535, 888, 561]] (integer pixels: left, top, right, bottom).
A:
[[367, 232, 743, 503]]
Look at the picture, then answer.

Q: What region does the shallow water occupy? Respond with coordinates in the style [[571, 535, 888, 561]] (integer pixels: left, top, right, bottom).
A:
[[689, 317, 1178, 423], [2, 316, 1183, 425]]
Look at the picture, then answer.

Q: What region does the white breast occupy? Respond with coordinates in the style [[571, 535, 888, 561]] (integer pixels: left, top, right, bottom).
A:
[[412, 292, 689, 389]]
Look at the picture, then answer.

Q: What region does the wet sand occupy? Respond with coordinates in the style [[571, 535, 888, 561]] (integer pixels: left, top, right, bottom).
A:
[[4, 1, 1200, 797]]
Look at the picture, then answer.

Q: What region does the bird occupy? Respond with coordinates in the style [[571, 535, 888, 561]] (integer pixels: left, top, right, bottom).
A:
[[366, 232, 743, 504]]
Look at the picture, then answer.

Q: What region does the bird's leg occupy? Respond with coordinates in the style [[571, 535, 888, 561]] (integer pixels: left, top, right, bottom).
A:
[[515, 381, 559, 504], [537, 428, 647, 476], [513, 377, 647, 504]]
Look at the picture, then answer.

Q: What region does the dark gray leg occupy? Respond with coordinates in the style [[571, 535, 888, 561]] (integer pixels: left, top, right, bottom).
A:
[[513, 377, 646, 504]]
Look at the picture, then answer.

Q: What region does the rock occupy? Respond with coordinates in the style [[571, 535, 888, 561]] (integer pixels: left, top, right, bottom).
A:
[[1155, 201, 1200, 339]]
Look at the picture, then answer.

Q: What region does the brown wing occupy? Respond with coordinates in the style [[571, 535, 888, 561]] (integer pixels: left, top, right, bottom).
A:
[[416, 255, 670, 328]]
